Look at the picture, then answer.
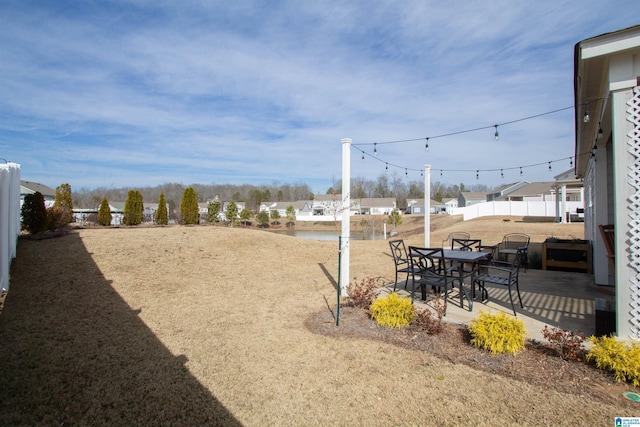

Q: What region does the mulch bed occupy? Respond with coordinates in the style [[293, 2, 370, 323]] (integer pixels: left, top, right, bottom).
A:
[[305, 306, 637, 409]]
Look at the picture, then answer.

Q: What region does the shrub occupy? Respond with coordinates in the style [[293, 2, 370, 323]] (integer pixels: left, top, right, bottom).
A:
[[98, 197, 112, 226], [528, 251, 542, 270], [46, 206, 67, 231], [346, 277, 378, 309], [370, 292, 415, 328], [155, 193, 168, 225], [413, 295, 446, 335], [21, 191, 47, 234], [587, 335, 640, 386], [542, 326, 586, 361], [180, 187, 200, 225], [124, 190, 144, 225], [54, 183, 73, 223], [468, 310, 526, 354]]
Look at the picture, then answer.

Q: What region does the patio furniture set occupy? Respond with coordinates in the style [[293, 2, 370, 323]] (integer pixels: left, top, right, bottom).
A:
[[389, 233, 530, 316]]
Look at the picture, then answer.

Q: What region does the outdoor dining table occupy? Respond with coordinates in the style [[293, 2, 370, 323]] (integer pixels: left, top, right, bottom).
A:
[[442, 249, 491, 310], [410, 248, 491, 311]]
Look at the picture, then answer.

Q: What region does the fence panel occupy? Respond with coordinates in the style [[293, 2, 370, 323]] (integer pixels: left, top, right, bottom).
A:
[[0, 163, 21, 291]]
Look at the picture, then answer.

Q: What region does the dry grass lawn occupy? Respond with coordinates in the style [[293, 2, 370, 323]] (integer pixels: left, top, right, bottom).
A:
[[0, 215, 636, 425]]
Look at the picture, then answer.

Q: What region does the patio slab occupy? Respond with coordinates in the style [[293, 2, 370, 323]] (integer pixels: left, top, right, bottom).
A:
[[385, 269, 614, 342]]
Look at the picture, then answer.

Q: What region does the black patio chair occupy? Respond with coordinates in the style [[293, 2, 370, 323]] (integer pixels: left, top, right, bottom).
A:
[[441, 232, 470, 249], [474, 258, 524, 316], [388, 239, 416, 291], [498, 233, 530, 271], [408, 247, 458, 314]]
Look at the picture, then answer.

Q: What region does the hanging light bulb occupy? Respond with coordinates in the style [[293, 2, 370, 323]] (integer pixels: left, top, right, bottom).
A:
[[570, 157, 574, 167], [361, 152, 365, 162], [520, 167, 523, 176], [374, 143, 378, 156], [420, 169, 423, 177], [500, 169, 504, 179], [597, 125, 603, 139], [385, 162, 388, 171], [440, 169, 443, 177], [548, 162, 552, 171], [425, 137, 429, 152], [476, 170, 479, 179], [583, 103, 590, 123], [405, 168, 408, 177], [494, 125, 499, 141]]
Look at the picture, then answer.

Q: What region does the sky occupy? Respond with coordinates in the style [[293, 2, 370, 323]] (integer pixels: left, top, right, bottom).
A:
[[1, 1, 639, 194]]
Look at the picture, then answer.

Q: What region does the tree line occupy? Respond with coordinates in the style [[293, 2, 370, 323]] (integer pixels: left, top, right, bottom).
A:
[[73, 174, 492, 213]]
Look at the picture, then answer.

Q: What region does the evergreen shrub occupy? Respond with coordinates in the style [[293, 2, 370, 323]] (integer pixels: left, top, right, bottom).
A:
[[370, 292, 415, 328], [468, 310, 526, 354], [587, 335, 640, 386]]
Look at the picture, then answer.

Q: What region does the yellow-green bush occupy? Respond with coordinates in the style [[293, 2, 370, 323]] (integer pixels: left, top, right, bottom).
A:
[[370, 292, 415, 328], [587, 335, 640, 386], [468, 310, 526, 354]]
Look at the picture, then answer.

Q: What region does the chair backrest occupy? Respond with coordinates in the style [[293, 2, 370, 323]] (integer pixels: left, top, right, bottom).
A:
[[408, 246, 446, 273], [388, 239, 408, 265], [451, 238, 482, 251], [501, 233, 530, 250], [441, 232, 470, 249]]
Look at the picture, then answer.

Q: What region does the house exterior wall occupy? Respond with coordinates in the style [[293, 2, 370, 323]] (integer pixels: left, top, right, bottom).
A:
[[612, 83, 640, 339]]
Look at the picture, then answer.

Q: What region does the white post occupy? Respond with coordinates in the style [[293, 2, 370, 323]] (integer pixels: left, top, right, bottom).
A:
[[561, 184, 567, 223], [341, 138, 351, 295], [424, 164, 431, 247]]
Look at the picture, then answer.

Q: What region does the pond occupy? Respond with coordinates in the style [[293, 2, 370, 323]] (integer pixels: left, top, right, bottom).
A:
[[273, 230, 386, 241]]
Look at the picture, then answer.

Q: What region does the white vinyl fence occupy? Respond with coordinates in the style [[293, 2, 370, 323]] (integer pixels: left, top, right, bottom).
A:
[[450, 200, 584, 221], [0, 163, 21, 291]]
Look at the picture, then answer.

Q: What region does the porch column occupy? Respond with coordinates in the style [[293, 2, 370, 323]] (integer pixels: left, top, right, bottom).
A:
[[561, 184, 567, 223], [424, 164, 431, 247]]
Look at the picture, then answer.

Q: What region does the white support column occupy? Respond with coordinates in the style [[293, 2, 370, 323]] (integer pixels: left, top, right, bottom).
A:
[[424, 164, 431, 247], [561, 184, 567, 223], [340, 138, 351, 295]]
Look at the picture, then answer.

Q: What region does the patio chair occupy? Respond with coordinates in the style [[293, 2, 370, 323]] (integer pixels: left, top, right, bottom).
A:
[[474, 258, 524, 316], [441, 232, 470, 249], [498, 233, 530, 271], [408, 247, 458, 314], [388, 239, 416, 291], [449, 238, 482, 278]]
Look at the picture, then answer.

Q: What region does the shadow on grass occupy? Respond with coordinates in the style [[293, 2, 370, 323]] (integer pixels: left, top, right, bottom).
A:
[[0, 233, 242, 426]]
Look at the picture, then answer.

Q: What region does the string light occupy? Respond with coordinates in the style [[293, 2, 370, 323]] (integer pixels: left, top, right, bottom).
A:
[[361, 152, 365, 162], [476, 170, 479, 179], [548, 162, 552, 171], [440, 169, 443, 176], [570, 157, 573, 167], [583, 102, 590, 123], [425, 137, 429, 152], [500, 169, 504, 178], [494, 125, 499, 141], [520, 167, 523, 176], [374, 143, 378, 156], [385, 162, 388, 171], [405, 168, 408, 177]]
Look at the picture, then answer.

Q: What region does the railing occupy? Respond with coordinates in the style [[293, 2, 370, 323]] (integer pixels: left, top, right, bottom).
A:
[[0, 163, 21, 291]]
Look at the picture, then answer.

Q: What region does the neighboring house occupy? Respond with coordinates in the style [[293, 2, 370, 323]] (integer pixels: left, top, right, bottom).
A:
[[458, 192, 487, 207], [574, 24, 640, 339], [494, 182, 555, 202], [357, 198, 396, 215], [259, 201, 307, 218], [20, 180, 55, 208], [73, 202, 124, 225], [443, 198, 458, 214], [406, 199, 446, 214], [552, 168, 585, 223], [486, 181, 529, 201]]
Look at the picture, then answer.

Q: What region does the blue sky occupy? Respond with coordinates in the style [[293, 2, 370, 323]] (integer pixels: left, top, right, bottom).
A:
[[1, 1, 638, 194]]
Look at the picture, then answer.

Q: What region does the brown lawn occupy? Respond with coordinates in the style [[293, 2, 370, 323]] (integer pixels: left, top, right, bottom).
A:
[[0, 215, 636, 425]]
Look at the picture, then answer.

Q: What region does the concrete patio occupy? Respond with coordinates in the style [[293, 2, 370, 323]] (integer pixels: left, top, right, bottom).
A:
[[384, 268, 615, 342]]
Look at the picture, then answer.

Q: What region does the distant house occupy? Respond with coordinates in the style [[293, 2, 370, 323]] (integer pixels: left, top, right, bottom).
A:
[[443, 198, 458, 214], [357, 198, 396, 215], [486, 181, 529, 201], [458, 192, 488, 207], [406, 199, 446, 214], [20, 180, 55, 208], [493, 182, 556, 201], [259, 201, 307, 218]]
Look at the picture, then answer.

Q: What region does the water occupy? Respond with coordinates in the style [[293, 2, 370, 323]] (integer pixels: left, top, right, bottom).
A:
[[273, 230, 384, 241]]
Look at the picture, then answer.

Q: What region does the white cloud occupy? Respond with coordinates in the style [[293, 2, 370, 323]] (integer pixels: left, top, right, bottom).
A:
[[1, 0, 638, 193]]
